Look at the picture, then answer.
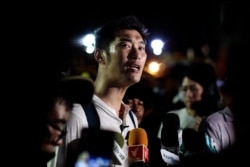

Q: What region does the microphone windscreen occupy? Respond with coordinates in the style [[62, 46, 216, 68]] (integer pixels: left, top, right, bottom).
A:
[[161, 113, 180, 147], [128, 128, 148, 147], [114, 132, 124, 148]]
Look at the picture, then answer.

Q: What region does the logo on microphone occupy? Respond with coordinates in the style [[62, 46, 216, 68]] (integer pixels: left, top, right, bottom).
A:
[[128, 144, 149, 162], [131, 147, 139, 157]]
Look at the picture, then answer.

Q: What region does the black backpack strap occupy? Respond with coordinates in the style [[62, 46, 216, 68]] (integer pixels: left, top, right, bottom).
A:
[[82, 102, 135, 129], [82, 102, 100, 129], [129, 110, 137, 128]]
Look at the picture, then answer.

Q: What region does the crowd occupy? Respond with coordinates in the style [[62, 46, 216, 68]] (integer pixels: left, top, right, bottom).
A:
[[15, 8, 249, 167]]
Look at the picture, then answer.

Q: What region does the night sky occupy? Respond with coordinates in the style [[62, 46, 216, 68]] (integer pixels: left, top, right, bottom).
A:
[[13, 1, 248, 76]]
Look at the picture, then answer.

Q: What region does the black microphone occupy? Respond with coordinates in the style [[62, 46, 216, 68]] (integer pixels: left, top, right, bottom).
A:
[[180, 128, 200, 157], [160, 113, 180, 166]]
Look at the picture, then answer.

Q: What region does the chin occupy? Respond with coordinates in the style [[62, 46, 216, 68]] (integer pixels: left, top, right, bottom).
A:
[[41, 144, 56, 154], [133, 77, 141, 83]]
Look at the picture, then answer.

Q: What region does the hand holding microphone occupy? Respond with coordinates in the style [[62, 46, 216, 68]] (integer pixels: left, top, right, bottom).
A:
[[128, 128, 149, 166]]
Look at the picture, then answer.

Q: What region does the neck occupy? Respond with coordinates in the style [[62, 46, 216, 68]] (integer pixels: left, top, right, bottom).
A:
[[95, 88, 126, 116], [186, 108, 197, 117]]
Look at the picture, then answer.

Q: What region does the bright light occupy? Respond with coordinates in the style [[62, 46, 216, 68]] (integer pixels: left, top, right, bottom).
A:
[[151, 39, 164, 55], [85, 46, 95, 54], [148, 61, 160, 73], [82, 34, 95, 47], [151, 39, 164, 48], [82, 33, 95, 54]]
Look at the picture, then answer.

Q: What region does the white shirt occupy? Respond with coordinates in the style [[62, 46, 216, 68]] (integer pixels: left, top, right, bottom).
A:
[[57, 95, 138, 167]]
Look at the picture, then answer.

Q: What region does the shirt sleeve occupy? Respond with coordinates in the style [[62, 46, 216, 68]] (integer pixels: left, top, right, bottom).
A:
[[203, 119, 221, 153]]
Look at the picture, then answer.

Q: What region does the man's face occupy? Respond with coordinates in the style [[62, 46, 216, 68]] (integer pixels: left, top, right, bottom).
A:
[[126, 98, 145, 124], [105, 29, 147, 86], [41, 99, 70, 155], [181, 76, 204, 108]]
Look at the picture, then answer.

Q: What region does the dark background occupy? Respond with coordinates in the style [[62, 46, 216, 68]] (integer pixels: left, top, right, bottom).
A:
[[9, 0, 246, 75], [4, 1, 249, 166]]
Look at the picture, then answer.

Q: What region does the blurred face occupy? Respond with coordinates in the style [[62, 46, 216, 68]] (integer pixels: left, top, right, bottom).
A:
[[126, 98, 145, 124], [105, 29, 147, 86], [41, 99, 70, 155], [181, 76, 204, 108]]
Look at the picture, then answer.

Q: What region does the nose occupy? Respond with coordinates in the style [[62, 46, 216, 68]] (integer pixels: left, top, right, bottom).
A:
[[185, 89, 194, 97], [53, 128, 67, 145], [55, 138, 63, 146], [129, 46, 143, 59]]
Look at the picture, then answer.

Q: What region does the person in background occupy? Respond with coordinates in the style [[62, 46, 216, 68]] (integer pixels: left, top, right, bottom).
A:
[[198, 79, 236, 154], [31, 75, 93, 167], [180, 4, 249, 166], [45, 76, 94, 167], [125, 98, 145, 126], [158, 61, 221, 166], [57, 15, 150, 167], [123, 83, 153, 126], [31, 78, 72, 166]]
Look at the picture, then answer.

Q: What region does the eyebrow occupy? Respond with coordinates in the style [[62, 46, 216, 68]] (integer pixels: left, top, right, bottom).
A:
[[119, 37, 145, 45]]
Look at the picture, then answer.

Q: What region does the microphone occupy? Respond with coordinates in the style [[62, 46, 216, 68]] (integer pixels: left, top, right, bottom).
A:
[[128, 128, 149, 166], [112, 132, 126, 165], [160, 113, 180, 166]]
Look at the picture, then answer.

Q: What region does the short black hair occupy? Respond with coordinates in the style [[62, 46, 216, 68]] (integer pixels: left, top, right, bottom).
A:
[[94, 15, 150, 50], [123, 82, 153, 111]]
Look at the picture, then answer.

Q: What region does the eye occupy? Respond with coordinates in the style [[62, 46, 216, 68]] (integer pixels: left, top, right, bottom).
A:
[[138, 45, 146, 51], [181, 86, 188, 92], [138, 101, 144, 106], [190, 86, 198, 92], [47, 121, 65, 133], [120, 42, 132, 49], [127, 99, 133, 103]]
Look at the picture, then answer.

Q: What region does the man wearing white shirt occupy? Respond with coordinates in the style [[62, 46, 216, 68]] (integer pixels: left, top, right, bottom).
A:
[[57, 15, 149, 167]]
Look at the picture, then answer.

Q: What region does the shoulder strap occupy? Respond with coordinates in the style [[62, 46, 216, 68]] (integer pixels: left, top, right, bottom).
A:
[[82, 102, 136, 129], [82, 102, 100, 129], [129, 110, 137, 128]]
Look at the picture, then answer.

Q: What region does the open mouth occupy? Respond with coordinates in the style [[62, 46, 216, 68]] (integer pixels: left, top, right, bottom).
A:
[[127, 63, 140, 71]]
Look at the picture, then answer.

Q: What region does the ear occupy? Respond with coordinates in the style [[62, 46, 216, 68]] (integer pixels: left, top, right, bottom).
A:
[[94, 49, 105, 64]]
